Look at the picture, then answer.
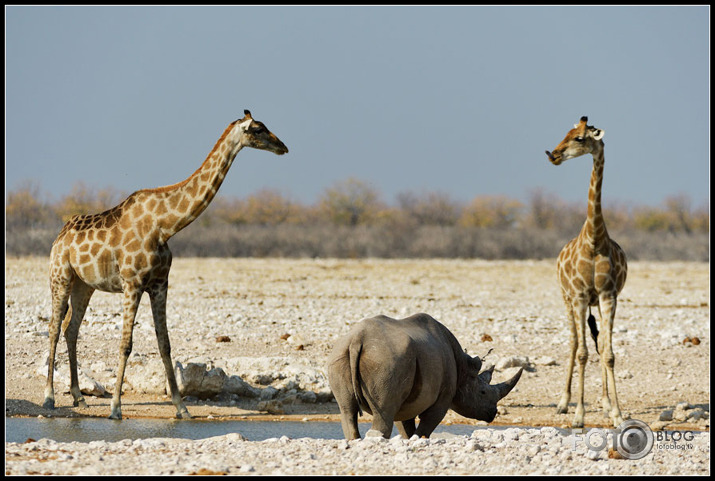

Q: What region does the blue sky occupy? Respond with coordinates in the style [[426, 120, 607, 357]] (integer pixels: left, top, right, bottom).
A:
[[5, 6, 710, 209]]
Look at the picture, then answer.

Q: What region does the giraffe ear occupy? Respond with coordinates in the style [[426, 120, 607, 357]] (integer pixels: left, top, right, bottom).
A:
[[592, 129, 605, 140]]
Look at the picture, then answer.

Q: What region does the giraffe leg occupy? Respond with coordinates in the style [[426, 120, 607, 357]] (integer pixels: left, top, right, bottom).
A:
[[556, 296, 576, 414], [43, 275, 72, 410], [595, 304, 612, 418], [572, 299, 589, 428], [63, 280, 95, 409], [599, 295, 623, 427], [109, 285, 142, 420], [148, 282, 191, 419]]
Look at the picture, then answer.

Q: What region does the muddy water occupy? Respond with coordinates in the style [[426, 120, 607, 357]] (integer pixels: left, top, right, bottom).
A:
[[5, 417, 489, 444]]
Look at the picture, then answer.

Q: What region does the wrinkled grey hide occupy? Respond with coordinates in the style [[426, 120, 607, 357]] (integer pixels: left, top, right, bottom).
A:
[[327, 313, 523, 439]]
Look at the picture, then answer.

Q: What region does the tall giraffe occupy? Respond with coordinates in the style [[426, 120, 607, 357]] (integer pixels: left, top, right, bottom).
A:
[[545, 116, 627, 428], [44, 110, 288, 419]]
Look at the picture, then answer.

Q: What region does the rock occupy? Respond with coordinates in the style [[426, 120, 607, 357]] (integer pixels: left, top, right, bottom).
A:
[[260, 386, 279, 400], [495, 356, 530, 371], [671, 402, 696, 422], [586, 449, 601, 460], [364, 429, 385, 439], [650, 420, 670, 431], [659, 409, 674, 421], [172, 362, 226, 399], [297, 391, 317, 403], [687, 408, 706, 422], [77, 370, 106, 397], [286, 334, 307, 347], [223, 375, 260, 398], [467, 439, 485, 452], [256, 400, 284, 414]]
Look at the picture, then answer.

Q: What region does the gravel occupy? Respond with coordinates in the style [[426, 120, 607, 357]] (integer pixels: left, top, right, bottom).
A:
[[5, 428, 709, 475], [5, 257, 710, 475]]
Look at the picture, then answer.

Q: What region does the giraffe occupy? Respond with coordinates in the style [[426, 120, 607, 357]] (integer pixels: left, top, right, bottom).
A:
[[44, 110, 288, 419], [545, 116, 627, 428]]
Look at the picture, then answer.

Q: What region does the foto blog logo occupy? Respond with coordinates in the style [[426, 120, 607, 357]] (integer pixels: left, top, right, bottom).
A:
[[573, 419, 654, 460]]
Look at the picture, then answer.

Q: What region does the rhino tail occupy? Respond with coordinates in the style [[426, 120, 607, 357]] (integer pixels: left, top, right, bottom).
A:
[[348, 340, 365, 416]]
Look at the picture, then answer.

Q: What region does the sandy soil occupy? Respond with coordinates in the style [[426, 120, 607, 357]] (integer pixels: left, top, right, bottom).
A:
[[4, 257, 710, 474]]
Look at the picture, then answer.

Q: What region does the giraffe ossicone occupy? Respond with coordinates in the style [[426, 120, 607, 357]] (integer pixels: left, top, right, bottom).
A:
[[44, 110, 288, 419], [545, 116, 628, 429]]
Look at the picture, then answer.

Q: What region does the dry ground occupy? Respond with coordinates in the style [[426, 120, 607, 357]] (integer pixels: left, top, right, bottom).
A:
[[4, 257, 710, 432]]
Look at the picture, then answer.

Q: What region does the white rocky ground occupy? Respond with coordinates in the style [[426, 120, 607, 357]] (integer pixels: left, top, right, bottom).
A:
[[5, 257, 710, 475], [6, 427, 710, 476]]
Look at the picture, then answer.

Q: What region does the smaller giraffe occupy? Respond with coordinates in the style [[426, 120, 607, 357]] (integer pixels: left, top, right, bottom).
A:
[[44, 110, 288, 419], [545, 116, 628, 428]]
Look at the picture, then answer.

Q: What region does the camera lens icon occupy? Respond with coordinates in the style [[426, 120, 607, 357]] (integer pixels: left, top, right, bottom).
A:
[[616, 420, 654, 460]]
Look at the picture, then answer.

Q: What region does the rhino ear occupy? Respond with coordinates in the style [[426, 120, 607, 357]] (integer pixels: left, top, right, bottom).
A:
[[468, 355, 482, 373]]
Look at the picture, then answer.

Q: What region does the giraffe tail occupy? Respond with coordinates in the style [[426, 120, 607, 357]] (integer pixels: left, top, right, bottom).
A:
[[587, 309, 599, 354], [60, 304, 73, 335]]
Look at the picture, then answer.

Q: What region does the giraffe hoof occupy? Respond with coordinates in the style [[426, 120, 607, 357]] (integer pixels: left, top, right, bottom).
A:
[[556, 403, 569, 414], [176, 410, 192, 420], [42, 399, 55, 410], [73, 399, 88, 408]]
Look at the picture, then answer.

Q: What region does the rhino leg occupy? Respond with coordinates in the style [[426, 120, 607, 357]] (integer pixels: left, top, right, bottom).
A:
[[396, 419, 416, 438], [369, 410, 396, 439], [414, 403, 450, 438], [328, 356, 362, 440], [339, 408, 361, 440]]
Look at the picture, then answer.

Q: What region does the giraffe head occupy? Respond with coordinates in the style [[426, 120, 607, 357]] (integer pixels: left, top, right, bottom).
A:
[[545, 116, 604, 165], [234, 109, 289, 155]]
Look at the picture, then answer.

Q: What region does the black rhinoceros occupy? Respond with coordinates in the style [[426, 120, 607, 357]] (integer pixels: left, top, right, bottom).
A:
[[328, 313, 523, 439]]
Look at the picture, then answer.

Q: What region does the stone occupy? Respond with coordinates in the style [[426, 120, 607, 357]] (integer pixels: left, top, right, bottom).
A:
[[495, 356, 530, 371], [223, 375, 260, 398], [172, 362, 227, 399]]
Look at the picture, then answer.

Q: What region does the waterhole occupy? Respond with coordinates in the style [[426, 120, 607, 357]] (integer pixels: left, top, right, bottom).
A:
[[5, 417, 487, 444]]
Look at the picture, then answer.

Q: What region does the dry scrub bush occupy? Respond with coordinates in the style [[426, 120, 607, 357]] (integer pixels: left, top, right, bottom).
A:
[[5, 179, 709, 260]]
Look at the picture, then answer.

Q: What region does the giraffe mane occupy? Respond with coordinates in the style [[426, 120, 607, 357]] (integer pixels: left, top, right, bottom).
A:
[[141, 120, 239, 196]]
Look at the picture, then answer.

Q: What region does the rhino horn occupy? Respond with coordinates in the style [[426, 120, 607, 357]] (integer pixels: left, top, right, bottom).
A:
[[478, 364, 495, 384], [494, 367, 523, 400]]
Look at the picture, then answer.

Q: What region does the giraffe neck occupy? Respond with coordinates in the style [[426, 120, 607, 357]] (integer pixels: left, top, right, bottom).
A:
[[153, 123, 242, 240], [582, 147, 608, 250]]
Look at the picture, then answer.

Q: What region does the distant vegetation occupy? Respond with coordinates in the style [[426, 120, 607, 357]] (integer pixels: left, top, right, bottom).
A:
[[5, 178, 709, 261]]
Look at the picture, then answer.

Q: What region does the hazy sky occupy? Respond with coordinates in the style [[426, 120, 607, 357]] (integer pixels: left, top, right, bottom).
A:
[[5, 6, 710, 209]]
